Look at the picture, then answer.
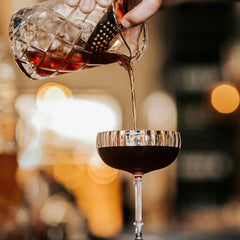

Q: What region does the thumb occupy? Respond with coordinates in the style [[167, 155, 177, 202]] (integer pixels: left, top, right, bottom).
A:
[[121, 0, 162, 28]]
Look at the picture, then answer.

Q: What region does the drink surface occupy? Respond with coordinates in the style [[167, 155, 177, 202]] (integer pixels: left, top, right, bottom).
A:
[[98, 146, 180, 174]]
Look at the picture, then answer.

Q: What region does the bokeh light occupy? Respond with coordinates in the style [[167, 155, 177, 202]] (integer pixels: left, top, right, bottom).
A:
[[53, 163, 86, 190], [74, 175, 123, 238], [88, 152, 119, 185], [88, 203, 123, 238], [142, 91, 177, 130], [37, 82, 72, 103], [34, 88, 121, 143], [16, 87, 123, 238], [222, 43, 240, 83], [40, 195, 70, 226], [211, 84, 240, 114]]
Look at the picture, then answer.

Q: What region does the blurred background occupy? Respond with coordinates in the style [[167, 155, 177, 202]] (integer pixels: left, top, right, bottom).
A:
[[1, 0, 240, 239]]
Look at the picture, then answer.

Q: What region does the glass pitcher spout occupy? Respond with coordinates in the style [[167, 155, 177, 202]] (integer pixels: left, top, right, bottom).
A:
[[9, 0, 147, 80]]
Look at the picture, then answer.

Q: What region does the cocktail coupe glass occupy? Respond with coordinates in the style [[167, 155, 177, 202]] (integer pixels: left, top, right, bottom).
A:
[[97, 130, 181, 239]]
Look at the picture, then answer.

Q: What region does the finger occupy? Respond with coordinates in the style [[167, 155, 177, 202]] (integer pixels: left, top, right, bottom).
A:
[[121, 0, 162, 28], [80, 0, 96, 13], [97, 0, 112, 8], [66, 0, 80, 7]]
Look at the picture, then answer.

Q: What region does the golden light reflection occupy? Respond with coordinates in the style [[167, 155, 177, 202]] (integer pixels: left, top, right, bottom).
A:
[[36, 82, 72, 112], [36, 82, 72, 106], [44, 86, 67, 100], [53, 163, 86, 190], [74, 174, 123, 238], [88, 204, 123, 238], [211, 84, 240, 114], [88, 152, 119, 184]]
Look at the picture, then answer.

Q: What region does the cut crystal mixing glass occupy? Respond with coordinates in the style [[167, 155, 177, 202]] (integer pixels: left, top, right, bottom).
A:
[[9, 0, 147, 80]]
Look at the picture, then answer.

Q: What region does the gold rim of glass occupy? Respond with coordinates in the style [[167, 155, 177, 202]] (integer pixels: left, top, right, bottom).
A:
[[97, 130, 181, 148]]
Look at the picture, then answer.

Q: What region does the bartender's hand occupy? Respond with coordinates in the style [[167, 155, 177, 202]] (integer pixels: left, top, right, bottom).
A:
[[65, 0, 163, 28], [66, 0, 222, 28], [122, 0, 163, 28]]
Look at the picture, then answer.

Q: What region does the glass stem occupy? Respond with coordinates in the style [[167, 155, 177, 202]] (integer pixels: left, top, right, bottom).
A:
[[134, 174, 144, 240]]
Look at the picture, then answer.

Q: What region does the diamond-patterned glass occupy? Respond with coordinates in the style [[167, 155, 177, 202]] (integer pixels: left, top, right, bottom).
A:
[[49, 38, 72, 58], [31, 30, 55, 51], [12, 40, 27, 59], [9, 0, 145, 80], [69, 7, 88, 27], [57, 22, 81, 43], [55, 3, 74, 18]]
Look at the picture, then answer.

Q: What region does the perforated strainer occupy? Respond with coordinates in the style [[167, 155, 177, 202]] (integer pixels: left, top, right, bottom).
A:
[[86, 5, 121, 52]]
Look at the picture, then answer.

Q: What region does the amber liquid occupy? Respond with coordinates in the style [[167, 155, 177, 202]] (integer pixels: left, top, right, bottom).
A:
[[21, 48, 129, 77], [98, 146, 179, 174], [128, 67, 137, 130]]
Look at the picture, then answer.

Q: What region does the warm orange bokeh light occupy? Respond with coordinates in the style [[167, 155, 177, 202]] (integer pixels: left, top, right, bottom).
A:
[[37, 82, 72, 103], [88, 203, 123, 238], [211, 84, 240, 114], [74, 175, 123, 238], [88, 165, 119, 185], [53, 163, 86, 190], [88, 153, 119, 184]]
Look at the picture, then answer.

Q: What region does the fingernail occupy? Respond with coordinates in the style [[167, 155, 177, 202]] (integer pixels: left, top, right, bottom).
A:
[[97, 0, 112, 7], [80, 0, 93, 13], [121, 19, 132, 28], [66, 0, 79, 7]]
